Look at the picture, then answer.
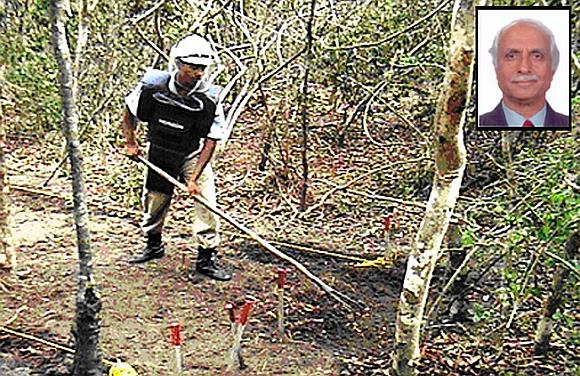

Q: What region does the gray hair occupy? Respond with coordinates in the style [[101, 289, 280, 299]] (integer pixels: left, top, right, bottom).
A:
[[488, 18, 560, 73]]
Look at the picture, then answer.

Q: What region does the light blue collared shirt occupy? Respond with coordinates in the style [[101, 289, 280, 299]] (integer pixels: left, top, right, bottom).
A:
[[502, 101, 546, 128]]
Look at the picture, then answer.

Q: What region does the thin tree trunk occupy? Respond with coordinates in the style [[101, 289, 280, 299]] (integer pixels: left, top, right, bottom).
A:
[[299, 0, 316, 211], [392, 0, 473, 374], [0, 66, 14, 270], [534, 233, 579, 355], [49, 1, 102, 375]]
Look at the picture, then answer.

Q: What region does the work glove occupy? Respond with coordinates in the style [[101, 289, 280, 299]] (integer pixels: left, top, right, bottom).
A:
[[187, 179, 202, 196]]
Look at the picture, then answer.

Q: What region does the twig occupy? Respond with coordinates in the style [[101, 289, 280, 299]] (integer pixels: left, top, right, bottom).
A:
[[506, 233, 568, 329], [535, 233, 579, 355], [188, 0, 217, 31], [340, 79, 386, 142], [44, 94, 114, 186], [135, 24, 169, 62], [349, 76, 429, 146], [345, 189, 477, 228], [426, 246, 480, 320], [446, 246, 513, 309], [362, 81, 389, 146], [3, 307, 24, 326], [325, 0, 452, 50], [220, 47, 307, 151], [256, 46, 307, 86], [0, 278, 9, 293], [544, 250, 580, 279], [564, 175, 580, 192], [344, 189, 426, 210], [299, 0, 317, 211], [128, 0, 166, 24], [299, 157, 427, 217]]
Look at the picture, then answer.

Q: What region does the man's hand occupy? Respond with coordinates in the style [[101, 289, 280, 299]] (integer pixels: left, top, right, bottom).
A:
[[121, 108, 140, 161], [126, 144, 140, 160], [187, 179, 202, 196]]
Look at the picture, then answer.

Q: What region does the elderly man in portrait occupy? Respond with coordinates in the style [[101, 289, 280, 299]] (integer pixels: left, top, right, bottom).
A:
[[479, 18, 569, 128]]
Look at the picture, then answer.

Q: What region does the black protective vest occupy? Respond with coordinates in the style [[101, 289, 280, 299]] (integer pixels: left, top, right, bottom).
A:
[[138, 82, 217, 194]]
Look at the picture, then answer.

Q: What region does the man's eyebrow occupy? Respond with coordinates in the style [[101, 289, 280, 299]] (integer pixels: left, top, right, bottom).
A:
[[529, 48, 547, 54], [503, 48, 521, 54]]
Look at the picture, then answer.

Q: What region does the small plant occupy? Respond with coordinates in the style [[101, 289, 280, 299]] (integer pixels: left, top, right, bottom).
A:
[[471, 302, 491, 323]]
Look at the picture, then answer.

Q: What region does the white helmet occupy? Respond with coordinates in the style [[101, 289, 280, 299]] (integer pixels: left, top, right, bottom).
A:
[[169, 34, 217, 68]]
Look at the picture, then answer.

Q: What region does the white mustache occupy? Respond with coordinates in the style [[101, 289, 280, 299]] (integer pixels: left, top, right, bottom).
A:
[[511, 74, 539, 83]]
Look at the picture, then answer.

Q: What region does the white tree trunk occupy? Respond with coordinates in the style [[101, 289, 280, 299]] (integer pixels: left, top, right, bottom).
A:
[[392, 0, 474, 374], [49, 1, 102, 374]]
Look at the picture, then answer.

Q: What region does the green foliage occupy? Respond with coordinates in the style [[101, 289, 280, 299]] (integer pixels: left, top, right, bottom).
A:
[[525, 139, 579, 244], [471, 302, 491, 323], [460, 228, 474, 247], [0, 0, 61, 135]]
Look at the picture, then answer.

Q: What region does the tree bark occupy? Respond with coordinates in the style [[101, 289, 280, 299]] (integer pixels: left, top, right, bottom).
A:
[[534, 233, 579, 355], [299, 0, 316, 211], [49, 1, 102, 375], [0, 66, 14, 270], [392, 0, 473, 374]]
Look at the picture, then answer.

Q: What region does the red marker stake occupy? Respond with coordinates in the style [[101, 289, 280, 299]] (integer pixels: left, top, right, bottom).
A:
[[228, 297, 256, 371], [275, 268, 289, 340], [168, 323, 183, 376]]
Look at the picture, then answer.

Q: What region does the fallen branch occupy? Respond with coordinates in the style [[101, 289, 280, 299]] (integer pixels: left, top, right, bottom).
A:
[[137, 156, 363, 309], [0, 325, 114, 366]]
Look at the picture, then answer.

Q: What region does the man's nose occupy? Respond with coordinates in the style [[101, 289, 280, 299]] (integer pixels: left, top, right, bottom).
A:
[[517, 55, 532, 73]]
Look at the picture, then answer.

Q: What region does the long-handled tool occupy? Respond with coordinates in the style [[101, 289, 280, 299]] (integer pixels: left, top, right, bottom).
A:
[[136, 156, 362, 309]]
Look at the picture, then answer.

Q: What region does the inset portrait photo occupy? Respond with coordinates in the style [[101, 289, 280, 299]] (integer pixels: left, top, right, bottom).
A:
[[476, 6, 571, 131]]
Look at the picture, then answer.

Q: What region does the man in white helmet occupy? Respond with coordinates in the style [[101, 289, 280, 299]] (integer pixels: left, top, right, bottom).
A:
[[120, 34, 231, 281]]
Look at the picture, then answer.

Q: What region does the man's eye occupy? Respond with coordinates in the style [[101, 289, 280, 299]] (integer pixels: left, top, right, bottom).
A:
[[505, 52, 516, 60], [531, 52, 543, 60]]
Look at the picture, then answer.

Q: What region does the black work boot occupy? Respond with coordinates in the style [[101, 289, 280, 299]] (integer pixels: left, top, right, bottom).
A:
[[195, 247, 231, 281], [128, 233, 165, 264]]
